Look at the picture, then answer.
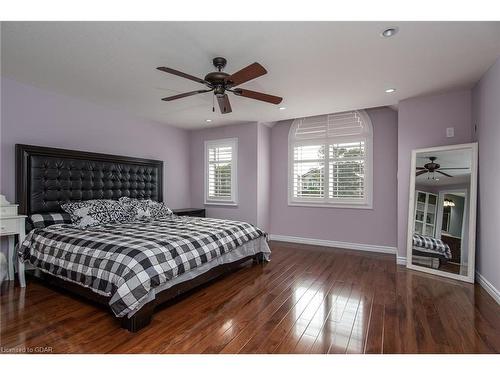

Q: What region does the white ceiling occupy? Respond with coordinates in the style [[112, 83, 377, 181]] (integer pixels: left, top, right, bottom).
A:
[[2, 21, 500, 129]]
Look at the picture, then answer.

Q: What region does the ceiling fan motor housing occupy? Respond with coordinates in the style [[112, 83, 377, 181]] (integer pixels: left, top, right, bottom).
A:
[[204, 71, 230, 86]]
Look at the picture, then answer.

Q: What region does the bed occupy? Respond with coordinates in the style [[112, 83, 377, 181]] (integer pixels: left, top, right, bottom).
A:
[[412, 233, 451, 268], [15, 144, 270, 331]]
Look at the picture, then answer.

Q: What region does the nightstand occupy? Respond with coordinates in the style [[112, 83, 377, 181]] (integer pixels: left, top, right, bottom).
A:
[[0, 204, 27, 287], [172, 208, 206, 218]]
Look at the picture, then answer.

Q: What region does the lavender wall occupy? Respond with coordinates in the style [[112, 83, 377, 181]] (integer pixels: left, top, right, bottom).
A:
[[472, 57, 500, 292], [269, 107, 398, 247], [257, 123, 271, 231], [189, 122, 259, 225], [397, 90, 472, 257], [0, 78, 191, 208]]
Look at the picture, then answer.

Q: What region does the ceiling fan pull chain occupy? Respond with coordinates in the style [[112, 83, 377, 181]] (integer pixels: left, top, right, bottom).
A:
[[212, 94, 215, 112]]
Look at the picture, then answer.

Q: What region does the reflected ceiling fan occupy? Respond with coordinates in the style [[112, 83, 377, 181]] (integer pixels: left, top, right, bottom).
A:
[[416, 156, 469, 178], [156, 57, 282, 114]]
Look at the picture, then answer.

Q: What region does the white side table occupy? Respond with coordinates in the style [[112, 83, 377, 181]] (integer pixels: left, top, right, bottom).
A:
[[0, 209, 27, 287]]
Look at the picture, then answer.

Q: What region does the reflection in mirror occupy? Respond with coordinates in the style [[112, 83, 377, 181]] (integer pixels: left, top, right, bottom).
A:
[[408, 144, 477, 281]]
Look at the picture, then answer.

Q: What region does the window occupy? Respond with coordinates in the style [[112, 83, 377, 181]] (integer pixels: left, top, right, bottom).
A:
[[288, 110, 373, 208], [204, 138, 238, 205]]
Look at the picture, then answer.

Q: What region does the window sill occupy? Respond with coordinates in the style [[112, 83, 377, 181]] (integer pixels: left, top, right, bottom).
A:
[[204, 201, 238, 207], [288, 201, 373, 210]]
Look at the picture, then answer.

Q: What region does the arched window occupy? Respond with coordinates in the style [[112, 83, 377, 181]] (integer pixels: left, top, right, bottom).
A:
[[288, 110, 373, 208]]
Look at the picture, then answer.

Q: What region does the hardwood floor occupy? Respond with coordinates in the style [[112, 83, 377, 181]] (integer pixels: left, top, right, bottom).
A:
[[1, 241, 499, 354]]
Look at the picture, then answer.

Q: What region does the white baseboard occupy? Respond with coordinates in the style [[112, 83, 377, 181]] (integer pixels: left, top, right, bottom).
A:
[[269, 234, 397, 255], [476, 272, 500, 305], [396, 256, 407, 265]]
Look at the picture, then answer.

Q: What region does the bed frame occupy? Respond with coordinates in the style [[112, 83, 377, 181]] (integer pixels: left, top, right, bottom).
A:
[[15, 144, 265, 332]]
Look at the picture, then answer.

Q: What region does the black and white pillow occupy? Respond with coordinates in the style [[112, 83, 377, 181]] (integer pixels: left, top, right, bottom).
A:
[[148, 200, 173, 219], [119, 197, 172, 220], [27, 212, 73, 232], [61, 199, 133, 229], [118, 197, 152, 219]]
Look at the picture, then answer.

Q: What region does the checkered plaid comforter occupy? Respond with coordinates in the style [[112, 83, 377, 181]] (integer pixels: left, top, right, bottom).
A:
[[412, 233, 452, 259], [19, 216, 266, 317]]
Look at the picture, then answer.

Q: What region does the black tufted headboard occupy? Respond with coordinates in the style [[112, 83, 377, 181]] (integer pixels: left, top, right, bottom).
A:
[[16, 144, 163, 215]]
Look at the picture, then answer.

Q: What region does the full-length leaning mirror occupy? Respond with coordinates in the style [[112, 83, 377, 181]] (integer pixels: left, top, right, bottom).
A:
[[406, 143, 478, 282]]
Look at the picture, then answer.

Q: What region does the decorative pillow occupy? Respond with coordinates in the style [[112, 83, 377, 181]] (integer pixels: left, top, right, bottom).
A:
[[119, 197, 172, 220], [26, 212, 72, 232], [61, 199, 133, 229], [148, 200, 173, 219], [118, 197, 152, 219]]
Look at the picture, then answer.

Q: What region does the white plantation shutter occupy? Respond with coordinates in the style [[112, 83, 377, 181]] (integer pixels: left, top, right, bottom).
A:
[[289, 110, 373, 208], [292, 111, 366, 140], [329, 141, 365, 199], [205, 138, 238, 204], [293, 144, 325, 199]]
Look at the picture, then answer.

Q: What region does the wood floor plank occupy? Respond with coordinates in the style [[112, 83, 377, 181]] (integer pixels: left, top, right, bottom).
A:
[[192, 251, 323, 353], [363, 300, 384, 354], [275, 281, 346, 354], [249, 260, 343, 353], [1, 241, 499, 354], [221, 252, 334, 353]]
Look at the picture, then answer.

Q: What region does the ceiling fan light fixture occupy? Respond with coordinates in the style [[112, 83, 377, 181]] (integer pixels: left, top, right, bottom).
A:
[[444, 199, 455, 207], [381, 27, 399, 38]]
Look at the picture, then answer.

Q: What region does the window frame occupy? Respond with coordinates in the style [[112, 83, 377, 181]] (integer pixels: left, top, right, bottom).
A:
[[287, 110, 373, 209], [204, 138, 238, 206]]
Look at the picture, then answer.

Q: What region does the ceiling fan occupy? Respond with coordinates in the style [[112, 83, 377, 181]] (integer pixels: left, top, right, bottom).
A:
[[156, 57, 283, 114], [416, 156, 469, 178]]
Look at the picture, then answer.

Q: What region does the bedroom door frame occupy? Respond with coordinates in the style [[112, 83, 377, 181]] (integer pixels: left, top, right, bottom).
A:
[[436, 188, 469, 239], [406, 142, 478, 283]]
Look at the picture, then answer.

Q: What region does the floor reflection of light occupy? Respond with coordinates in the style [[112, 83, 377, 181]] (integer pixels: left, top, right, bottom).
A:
[[329, 298, 364, 353], [291, 285, 368, 353], [346, 300, 365, 352], [222, 319, 233, 335], [293, 287, 324, 336]]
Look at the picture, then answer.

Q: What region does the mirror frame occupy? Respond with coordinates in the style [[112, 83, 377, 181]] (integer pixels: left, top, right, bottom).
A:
[[406, 142, 478, 283]]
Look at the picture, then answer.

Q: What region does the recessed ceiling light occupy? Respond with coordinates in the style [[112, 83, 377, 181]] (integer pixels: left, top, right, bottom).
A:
[[385, 88, 396, 93], [205, 119, 212, 123], [381, 27, 399, 38], [279, 107, 286, 110]]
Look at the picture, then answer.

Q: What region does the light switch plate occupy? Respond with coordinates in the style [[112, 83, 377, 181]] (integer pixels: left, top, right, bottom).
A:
[[446, 127, 455, 138]]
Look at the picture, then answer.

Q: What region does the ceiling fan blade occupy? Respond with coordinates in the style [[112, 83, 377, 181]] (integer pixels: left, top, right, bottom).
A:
[[436, 171, 453, 177], [416, 167, 426, 170], [217, 94, 232, 114], [161, 89, 212, 101], [439, 167, 470, 170], [233, 89, 283, 105], [416, 170, 428, 176], [157, 67, 209, 85], [226, 62, 267, 86]]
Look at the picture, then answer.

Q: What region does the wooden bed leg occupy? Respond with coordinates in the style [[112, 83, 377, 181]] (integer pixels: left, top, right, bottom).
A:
[[253, 252, 266, 265], [120, 301, 156, 332]]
